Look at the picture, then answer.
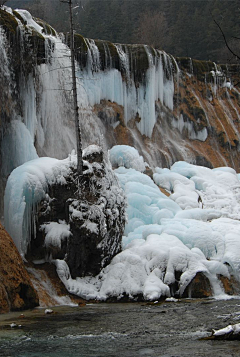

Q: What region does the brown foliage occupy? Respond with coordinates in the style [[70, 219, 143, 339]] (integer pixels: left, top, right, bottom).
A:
[[133, 10, 168, 50]]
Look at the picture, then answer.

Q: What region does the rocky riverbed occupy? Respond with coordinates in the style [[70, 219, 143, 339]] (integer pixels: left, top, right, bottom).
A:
[[1, 298, 240, 356]]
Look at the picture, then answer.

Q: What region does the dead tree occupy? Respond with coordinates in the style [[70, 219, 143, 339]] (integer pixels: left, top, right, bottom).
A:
[[212, 14, 240, 62], [0, 1, 8, 7], [60, 0, 83, 175]]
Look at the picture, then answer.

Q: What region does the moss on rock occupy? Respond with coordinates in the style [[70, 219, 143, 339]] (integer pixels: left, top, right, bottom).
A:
[[35, 18, 56, 36], [13, 10, 27, 26], [0, 8, 18, 33]]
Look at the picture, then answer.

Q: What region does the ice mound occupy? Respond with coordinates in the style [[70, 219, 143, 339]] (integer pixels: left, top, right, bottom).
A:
[[55, 154, 240, 301], [4, 142, 240, 301], [109, 145, 147, 172]]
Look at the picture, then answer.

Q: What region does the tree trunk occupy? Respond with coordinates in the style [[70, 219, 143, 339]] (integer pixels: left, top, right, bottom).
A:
[[68, 0, 83, 175]]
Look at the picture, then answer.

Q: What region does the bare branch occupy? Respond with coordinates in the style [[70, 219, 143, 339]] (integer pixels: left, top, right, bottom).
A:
[[212, 13, 240, 61], [0, 0, 7, 7]]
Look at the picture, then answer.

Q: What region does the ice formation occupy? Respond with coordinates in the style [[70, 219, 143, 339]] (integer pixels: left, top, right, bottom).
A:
[[1, 6, 239, 207], [4, 153, 76, 257], [4, 145, 126, 277], [2, 7, 240, 301], [52, 147, 240, 301], [109, 145, 147, 172], [0, 7, 178, 186], [80, 42, 176, 137], [5, 144, 240, 300], [171, 114, 208, 142]]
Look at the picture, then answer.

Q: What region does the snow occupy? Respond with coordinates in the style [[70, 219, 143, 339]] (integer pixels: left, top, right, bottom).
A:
[[213, 323, 240, 337], [6, 143, 240, 301], [15, 9, 44, 34], [40, 220, 71, 249], [109, 145, 147, 172], [4, 145, 125, 268], [50, 148, 240, 301]]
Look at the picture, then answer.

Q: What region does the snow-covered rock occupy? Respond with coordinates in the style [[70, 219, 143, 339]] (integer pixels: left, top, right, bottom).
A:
[[4, 145, 126, 279], [54, 155, 240, 301], [210, 323, 240, 340]]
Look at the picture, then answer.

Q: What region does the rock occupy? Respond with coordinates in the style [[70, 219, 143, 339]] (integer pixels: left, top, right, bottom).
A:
[[206, 323, 240, 340], [0, 224, 39, 313], [30, 145, 126, 279], [165, 297, 179, 302], [219, 274, 240, 295], [181, 272, 212, 298]]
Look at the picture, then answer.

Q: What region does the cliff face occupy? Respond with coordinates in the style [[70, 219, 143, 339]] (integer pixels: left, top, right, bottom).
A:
[[1, 7, 240, 305], [1, 8, 240, 208], [0, 224, 39, 313]]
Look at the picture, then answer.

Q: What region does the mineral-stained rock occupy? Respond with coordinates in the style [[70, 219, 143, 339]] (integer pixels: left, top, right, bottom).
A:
[[0, 224, 39, 313], [181, 272, 212, 298], [219, 274, 240, 295]]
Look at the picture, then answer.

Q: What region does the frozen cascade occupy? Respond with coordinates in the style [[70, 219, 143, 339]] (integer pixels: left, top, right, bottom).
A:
[[2, 6, 239, 187], [85, 38, 101, 72], [1, 120, 38, 177], [0, 9, 75, 174], [1, 6, 240, 185], [79, 40, 177, 137], [4, 154, 76, 257], [2, 7, 240, 301], [0, 26, 11, 83], [171, 114, 208, 142]]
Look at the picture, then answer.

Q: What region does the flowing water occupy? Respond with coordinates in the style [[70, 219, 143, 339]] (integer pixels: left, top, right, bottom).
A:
[[1, 299, 240, 357]]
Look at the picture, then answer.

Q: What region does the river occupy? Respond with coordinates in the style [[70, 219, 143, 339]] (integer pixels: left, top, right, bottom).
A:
[[1, 298, 240, 356]]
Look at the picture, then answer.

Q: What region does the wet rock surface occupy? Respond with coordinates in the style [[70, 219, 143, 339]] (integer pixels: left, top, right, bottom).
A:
[[182, 272, 213, 298], [1, 299, 240, 356]]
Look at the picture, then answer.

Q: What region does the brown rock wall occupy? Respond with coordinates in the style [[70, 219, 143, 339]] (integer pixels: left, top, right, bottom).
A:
[[0, 224, 39, 313]]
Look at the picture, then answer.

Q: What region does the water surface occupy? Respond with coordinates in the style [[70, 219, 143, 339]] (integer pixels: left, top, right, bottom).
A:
[[1, 299, 240, 356]]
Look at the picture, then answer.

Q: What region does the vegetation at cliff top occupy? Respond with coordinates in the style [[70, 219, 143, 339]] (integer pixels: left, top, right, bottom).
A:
[[5, 0, 240, 63]]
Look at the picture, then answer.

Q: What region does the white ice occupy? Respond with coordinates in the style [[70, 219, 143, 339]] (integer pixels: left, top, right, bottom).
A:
[[4, 153, 76, 257], [6, 145, 240, 300], [2, 8, 240, 302], [50, 147, 240, 301], [109, 145, 147, 172]]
